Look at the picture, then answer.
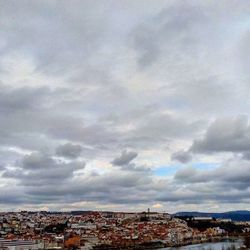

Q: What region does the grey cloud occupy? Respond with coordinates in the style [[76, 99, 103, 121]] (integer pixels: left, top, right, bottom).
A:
[[0, 189, 27, 205], [14, 167, 155, 205], [0, 1, 249, 210], [174, 166, 211, 183], [2, 151, 250, 207], [112, 150, 138, 166], [21, 152, 54, 170], [171, 150, 192, 163], [0, 84, 50, 113], [0, 84, 64, 150], [174, 159, 250, 190], [132, 2, 208, 69], [3, 152, 85, 186], [100, 109, 204, 150], [56, 143, 82, 159], [156, 161, 250, 204], [128, 112, 203, 145], [131, 1, 250, 115], [47, 120, 120, 147], [156, 188, 250, 204], [238, 22, 250, 83], [0, 1, 107, 75], [0, 84, 120, 152], [191, 116, 250, 153], [121, 163, 151, 173], [132, 27, 160, 69], [242, 151, 250, 160]]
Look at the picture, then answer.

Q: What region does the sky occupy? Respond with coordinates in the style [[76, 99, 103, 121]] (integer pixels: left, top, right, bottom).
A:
[[0, 0, 250, 213]]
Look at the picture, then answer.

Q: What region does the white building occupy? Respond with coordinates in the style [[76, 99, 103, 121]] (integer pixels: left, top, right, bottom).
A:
[[0, 240, 44, 250]]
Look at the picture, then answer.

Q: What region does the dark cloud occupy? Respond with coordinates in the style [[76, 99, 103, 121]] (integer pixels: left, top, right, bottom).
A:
[[56, 143, 82, 159], [133, 112, 202, 140], [171, 150, 192, 163], [120, 163, 151, 172], [191, 116, 250, 153], [3, 152, 85, 186], [242, 151, 250, 160], [174, 160, 250, 190], [1, 150, 250, 208], [2, 153, 155, 205], [112, 150, 138, 166], [132, 2, 208, 69], [0, 84, 49, 113], [174, 166, 211, 183]]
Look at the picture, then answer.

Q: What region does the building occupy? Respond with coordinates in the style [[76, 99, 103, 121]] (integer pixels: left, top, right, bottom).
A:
[[0, 239, 43, 250]]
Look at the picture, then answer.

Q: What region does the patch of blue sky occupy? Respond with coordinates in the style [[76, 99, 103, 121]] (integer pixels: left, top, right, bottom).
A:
[[154, 162, 219, 177], [154, 164, 181, 177], [191, 162, 220, 170]]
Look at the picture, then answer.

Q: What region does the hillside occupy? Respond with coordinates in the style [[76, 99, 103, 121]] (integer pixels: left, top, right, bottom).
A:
[[174, 210, 250, 221]]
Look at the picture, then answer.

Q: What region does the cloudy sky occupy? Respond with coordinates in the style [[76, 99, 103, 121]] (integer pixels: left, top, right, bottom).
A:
[[0, 0, 250, 213]]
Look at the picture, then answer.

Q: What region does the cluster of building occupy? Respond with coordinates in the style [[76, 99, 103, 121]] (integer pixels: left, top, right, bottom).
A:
[[0, 211, 248, 250]]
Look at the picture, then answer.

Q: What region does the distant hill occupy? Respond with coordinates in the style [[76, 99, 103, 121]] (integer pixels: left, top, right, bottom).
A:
[[174, 210, 250, 221]]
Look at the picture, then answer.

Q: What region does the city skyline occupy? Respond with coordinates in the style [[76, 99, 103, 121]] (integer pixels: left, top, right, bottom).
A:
[[0, 0, 250, 213]]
